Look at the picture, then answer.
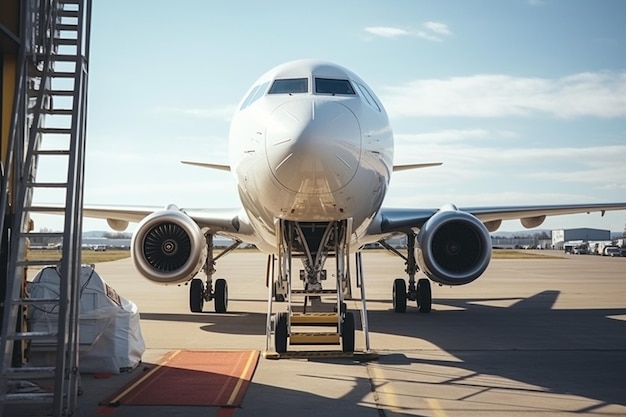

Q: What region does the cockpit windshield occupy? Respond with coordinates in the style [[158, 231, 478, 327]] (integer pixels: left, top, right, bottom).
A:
[[315, 78, 355, 95], [268, 78, 308, 94]]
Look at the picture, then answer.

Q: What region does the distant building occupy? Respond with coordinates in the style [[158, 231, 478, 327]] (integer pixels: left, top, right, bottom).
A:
[[552, 228, 610, 250]]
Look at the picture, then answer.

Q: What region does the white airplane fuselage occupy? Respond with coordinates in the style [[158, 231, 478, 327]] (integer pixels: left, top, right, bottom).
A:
[[228, 60, 394, 252]]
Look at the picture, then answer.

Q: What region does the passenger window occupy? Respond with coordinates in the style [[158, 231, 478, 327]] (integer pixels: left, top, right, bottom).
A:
[[268, 78, 308, 94], [315, 78, 355, 95]]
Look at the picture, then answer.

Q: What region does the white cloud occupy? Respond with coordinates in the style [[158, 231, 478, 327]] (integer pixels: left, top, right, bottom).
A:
[[423, 21, 452, 36], [380, 72, 626, 118], [363, 26, 411, 38], [364, 22, 452, 42]]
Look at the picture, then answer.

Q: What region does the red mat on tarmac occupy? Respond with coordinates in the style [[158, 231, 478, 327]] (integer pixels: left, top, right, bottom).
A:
[[102, 350, 259, 407]]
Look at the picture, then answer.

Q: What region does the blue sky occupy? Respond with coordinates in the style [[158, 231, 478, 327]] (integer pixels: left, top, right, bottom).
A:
[[34, 0, 626, 233]]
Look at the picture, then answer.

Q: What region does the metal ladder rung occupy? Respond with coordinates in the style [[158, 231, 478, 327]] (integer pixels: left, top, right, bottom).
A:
[[13, 298, 60, 306], [33, 149, 70, 156], [17, 260, 61, 267], [24, 206, 66, 212], [50, 54, 79, 62], [38, 127, 72, 134], [0, 392, 55, 405], [49, 70, 76, 77], [56, 23, 78, 31], [9, 331, 58, 341], [55, 37, 78, 45], [44, 89, 75, 96], [44, 108, 74, 115], [4, 367, 56, 380], [26, 181, 68, 188], [21, 230, 64, 238], [58, 9, 79, 18]]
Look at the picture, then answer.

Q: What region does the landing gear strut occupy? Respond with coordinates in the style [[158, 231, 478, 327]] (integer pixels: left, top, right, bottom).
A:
[[188, 234, 240, 313], [381, 232, 432, 313]]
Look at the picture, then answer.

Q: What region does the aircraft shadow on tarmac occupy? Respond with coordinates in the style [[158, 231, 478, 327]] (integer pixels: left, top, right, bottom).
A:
[[139, 311, 268, 336], [365, 290, 626, 411], [137, 290, 626, 412]]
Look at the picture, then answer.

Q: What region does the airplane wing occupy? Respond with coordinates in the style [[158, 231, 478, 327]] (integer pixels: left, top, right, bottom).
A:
[[80, 205, 247, 236], [30, 204, 246, 241], [392, 162, 443, 172], [375, 202, 626, 234], [180, 161, 231, 172]]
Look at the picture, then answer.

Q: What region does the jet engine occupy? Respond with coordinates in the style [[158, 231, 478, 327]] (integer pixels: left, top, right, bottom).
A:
[[131, 206, 207, 284], [417, 204, 492, 286]]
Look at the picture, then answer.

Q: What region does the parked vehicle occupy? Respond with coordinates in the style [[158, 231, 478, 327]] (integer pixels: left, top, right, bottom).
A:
[[603, 246, 622, 257]]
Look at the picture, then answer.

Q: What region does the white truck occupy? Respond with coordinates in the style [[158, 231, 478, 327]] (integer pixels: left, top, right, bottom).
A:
[[603, 246, 623, 257]]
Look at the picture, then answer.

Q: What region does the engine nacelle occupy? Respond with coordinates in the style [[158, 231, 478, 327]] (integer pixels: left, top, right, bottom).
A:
[[417, 204, 492, 286], [131, 207, 207, 284]]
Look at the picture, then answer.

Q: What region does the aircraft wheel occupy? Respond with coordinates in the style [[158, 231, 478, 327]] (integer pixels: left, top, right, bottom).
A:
[[341, 311, 355, 353], [214, 278, 228, 313], [392, 278, 407, 313], [189, 278, 204, 313], [417, 278, 432, 313], [275, 312, 288, 353]]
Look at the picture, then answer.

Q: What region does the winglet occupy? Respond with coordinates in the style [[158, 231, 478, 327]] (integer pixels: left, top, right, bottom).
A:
[[392, 162, 443, 172], [181, 161, 231, 172]]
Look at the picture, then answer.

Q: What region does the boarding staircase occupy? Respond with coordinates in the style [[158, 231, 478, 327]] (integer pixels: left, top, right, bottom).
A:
[[0, 1, 91, 416], [264, 220, 373, 358]]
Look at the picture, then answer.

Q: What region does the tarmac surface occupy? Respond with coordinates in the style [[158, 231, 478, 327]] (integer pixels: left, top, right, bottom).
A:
[[11, 249, 626, 416]]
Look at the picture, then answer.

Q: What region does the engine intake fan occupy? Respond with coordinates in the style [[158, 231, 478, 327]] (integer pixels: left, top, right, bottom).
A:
[[417, 204, 492, 286]]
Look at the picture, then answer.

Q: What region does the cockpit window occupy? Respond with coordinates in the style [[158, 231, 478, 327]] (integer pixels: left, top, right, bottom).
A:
[[315, 78, 355, 95], [355, 82, 381, 111], [268, 78, 308, 94], [240, 81, 269, 110]]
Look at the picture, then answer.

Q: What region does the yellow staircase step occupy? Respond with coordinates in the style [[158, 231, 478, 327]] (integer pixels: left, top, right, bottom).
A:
[[290, 332, 340, 345], [291, 313, 339, 325]]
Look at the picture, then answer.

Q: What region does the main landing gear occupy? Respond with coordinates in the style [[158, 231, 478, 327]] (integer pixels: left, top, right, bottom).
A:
[[188, 234, 241, 313], [381, 232, 432, 314]]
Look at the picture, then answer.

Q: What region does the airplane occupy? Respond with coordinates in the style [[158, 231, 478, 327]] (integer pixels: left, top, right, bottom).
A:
[[78, 59, 626, 331]]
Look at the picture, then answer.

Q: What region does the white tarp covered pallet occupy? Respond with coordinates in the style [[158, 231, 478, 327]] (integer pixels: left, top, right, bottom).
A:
[[28, 265, 145, 373]]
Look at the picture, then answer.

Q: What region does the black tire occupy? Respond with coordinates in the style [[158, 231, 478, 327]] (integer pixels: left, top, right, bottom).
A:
[[214, 278, 228, 313], [417, 278, 432, 313], [189, 278, 204, 313], [392, 278, 407, 313], [341, 312, 355, 353], [275, 312, 288, 353]]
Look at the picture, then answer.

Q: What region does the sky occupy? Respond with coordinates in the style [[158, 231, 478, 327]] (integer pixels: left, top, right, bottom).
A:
[[33, 0, 626, 234]]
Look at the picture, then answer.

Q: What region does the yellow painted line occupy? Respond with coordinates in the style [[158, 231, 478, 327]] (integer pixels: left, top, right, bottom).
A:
[[427, 398, 449, 417], [108, 349, 182, 404], [370, 365, 449, 417], [226, 350, 258, 406], [369, 364, 403, 415]]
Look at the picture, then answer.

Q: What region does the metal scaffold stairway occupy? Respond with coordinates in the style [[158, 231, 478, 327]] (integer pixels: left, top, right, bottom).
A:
[[0, 1, 91, 416], [264, 220, 375, 359]]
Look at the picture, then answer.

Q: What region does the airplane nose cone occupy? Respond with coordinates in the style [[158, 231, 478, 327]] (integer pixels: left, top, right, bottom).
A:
[[266, 100, 361, 194]]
